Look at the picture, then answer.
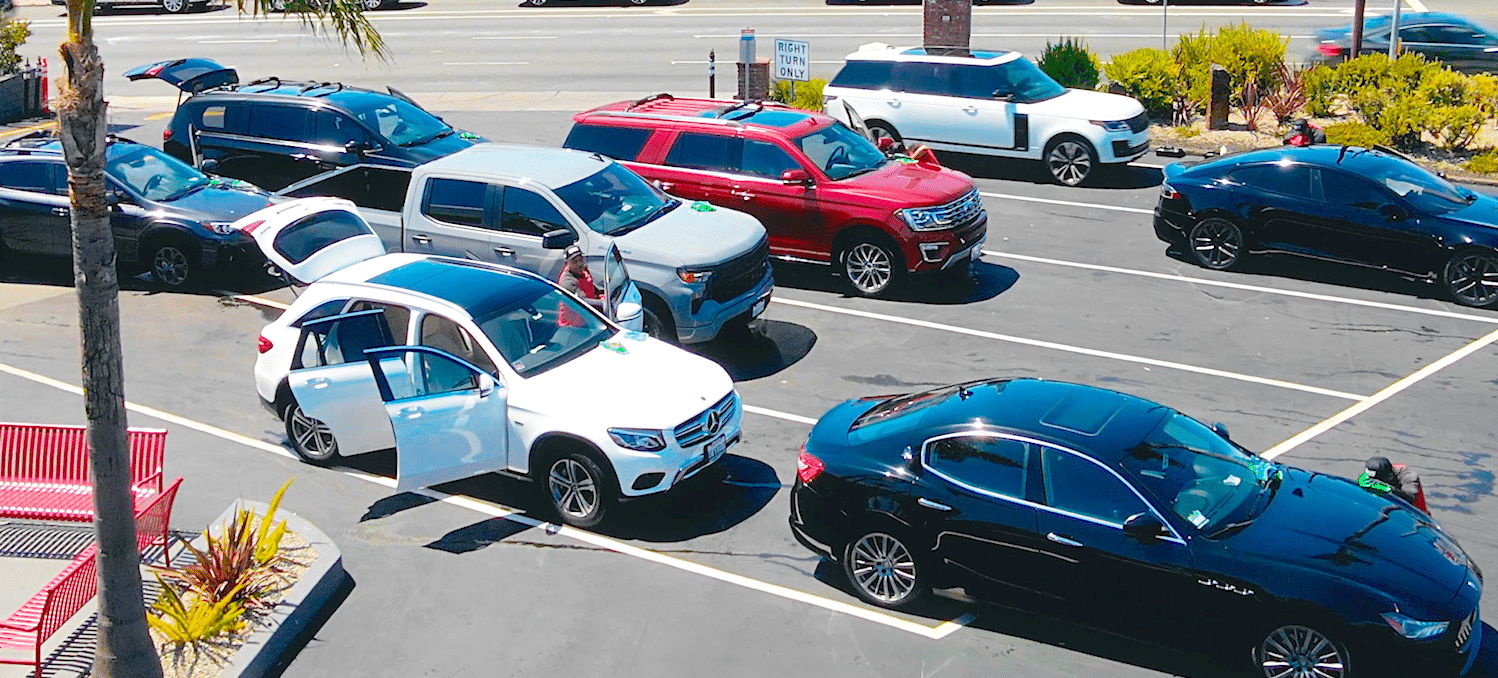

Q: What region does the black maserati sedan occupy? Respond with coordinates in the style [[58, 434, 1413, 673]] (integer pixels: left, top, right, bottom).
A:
[[1153, 145, 1498, 308], [790, 378, 1483, 677]]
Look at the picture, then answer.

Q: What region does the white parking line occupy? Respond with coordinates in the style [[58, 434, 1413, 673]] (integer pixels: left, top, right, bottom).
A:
[[1260, 324, 1498, 460], [0, 361, 973, 640], [773, 298, 1366, 401], [983, 251, 1498, 325], [1405, 0, 1427, 12], [978, 191, 1155, 215]]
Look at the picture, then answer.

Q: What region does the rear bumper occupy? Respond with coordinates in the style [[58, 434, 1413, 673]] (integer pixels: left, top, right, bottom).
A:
[[1153, 207, 1190, 246]]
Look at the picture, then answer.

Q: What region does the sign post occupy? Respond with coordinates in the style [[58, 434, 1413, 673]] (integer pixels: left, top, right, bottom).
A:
[[774, 39, 810, 100]]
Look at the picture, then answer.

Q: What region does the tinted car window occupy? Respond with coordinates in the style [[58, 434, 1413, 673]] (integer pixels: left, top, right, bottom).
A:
[[500, 187, 570, 236], [564, 124, 652, 161], [348, 300, 412, 344], [952, 64, 1002, 100], [283, 166, 410, 213], [313, 111, 370, 147], [420, 313, 498, 375], [552, 165, 674, 236], [739, 140, 802, 179], [292, 298, 351, 328], [1041, 447, 1149, 526], [1232, 164, 1313, 198], [1422, 25, 1485, 44], [348, 98, 450, 147], [0, 160, 62, 195], [247, 106, 311, 142], [665, 132, 741, 173], [199, 103, 246, 133], [992, 59, 1067, 103], [274, 210, 374, 264], [422, 178, 488, 228], [1121, 413, 1271, 532], [829, 60, 895, 90], [1399, 25, 1439, 42], [297, 311, 390, 369], [1318, 169, 1389, 210], [926, 435, 1028, 499], [892, 62, 953, 96], [106, 145, 209, 201]]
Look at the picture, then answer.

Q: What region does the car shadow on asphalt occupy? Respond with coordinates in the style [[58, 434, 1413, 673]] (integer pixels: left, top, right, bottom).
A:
[[938, 151, 1165, 190], [1161, 245, 1484, 309], [685, 318, 817, 382], [0, 252, 286, 296], [769, 259, 1018, 306]]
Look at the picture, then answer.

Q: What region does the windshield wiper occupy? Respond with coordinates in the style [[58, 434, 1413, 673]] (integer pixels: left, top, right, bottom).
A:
[[401, 128, 453, 147], [165, 181, 209, 201], [611, 199, 678, 235]]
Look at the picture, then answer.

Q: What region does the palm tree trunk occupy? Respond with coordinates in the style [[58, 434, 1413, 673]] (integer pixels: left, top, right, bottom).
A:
[[56, 27, 165, 678]]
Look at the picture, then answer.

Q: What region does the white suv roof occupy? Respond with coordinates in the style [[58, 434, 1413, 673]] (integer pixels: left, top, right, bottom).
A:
[[846, 45, 1022, 66], [423, 142, 611, 188]]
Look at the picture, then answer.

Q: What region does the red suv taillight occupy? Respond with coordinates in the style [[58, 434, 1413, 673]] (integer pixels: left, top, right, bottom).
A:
[[256, 335, 273, 354], [162, 128, 172, 142], [1317, 44, 1345, 58], [796, 446, 823, 484]]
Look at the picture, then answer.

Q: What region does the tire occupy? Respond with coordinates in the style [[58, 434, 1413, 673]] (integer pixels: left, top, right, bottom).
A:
[[1043, 135, 1098, 186], [283, 400, 340, 465], [1250, 623, 1351, 678], [842, 527, 927, 609], [867, 122, 901, 147], [1188, 217, 1245, 271], [161, 0, 187, 12], [146, 236, 200, 288], [640, 299, 676, 343], [1442, 249, 1498, 308], [526, 0, 545, 5], [361, 0, 383, 10], [840, 235, 901, 296], [543, 449, 615, 529], [269, 0, 285, 11]]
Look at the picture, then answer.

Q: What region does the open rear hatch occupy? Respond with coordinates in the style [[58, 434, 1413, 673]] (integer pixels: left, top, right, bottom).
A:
[[124, 58, 238, 94], [233, 197, 387, 284]]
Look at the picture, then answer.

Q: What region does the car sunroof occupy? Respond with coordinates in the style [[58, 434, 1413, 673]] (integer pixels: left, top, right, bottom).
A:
[[1039, 393, 1126, 436]]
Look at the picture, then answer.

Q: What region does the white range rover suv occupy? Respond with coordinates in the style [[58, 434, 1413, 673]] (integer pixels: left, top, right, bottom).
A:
[[244, 198, 741, 528], [822, 46, 1151, 186]]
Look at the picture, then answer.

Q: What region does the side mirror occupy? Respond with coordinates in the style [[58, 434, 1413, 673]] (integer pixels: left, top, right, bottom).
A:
[[1380, 204, 1408, 223], [875, 136, 896, 152], [992, 91, 1014, 102], [476, 372, 497, 398], [541, 229, 578, 250], [344, 140, 373, 156], [199, 158, 220, 173], [901, 445, 920, 475], [1122, 512, 1168, 542], [780, 168, 813, 186], [1210, 422, 1231, 441], [614, 300, 642, 324]]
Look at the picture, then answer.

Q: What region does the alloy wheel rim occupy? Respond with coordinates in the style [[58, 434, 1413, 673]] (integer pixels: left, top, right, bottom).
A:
[[850, 533, 916, 602], [846, 243, 892, 294], [153, 246, 190, 286], [549, 459, 598, 519], [1193, 221, 1241, 268], [1259, 626, 1346, 678], [364, 0, 379, 8], [289, 407, 337, 459], [163, 0, 183, 10], [1047, 141, 1091, 185], [1448, 253, 1498, 306]]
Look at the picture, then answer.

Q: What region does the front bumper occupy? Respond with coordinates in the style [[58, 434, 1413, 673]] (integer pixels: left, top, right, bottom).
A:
[[615, 395, 744, 498], [1101, 128, 1152, 163], [675, 267, 774, 344], [906, 213, 988, 273]]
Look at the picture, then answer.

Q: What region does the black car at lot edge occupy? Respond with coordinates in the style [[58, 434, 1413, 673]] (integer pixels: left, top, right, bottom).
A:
[[0, 136, 273, 287], [1154, 145, 1498, 308], [790, 378, 1482, 678]]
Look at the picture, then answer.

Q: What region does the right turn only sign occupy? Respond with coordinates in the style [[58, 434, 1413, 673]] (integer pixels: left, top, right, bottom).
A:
[[774, 39, 810, 82]]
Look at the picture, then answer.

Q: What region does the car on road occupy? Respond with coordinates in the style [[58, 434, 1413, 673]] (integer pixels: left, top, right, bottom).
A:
[[245, 197, 740, 528], [0, 134, 274, 287], [125, 58, 485, 191], [790, 378, 1483, 677], [1154, 145, 1498, 308], [1311, 13, 1498, 74], [50, 0, 206, 13], [821, 46, 1150, 186], [566, 95, 986, 297]]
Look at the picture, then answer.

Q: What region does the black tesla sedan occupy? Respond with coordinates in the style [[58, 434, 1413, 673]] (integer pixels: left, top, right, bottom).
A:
[[1153, 145, 1498, 308], [790, 378, 1482, 677]]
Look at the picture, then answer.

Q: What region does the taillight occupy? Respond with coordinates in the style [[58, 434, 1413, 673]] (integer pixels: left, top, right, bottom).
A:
[[1317, 43, 1344, 57], [796, 446, 823, 484], [256, 335, 273, 354], [162, 128, 172, 142], [1160, 183, 1182, 201], [238, 219, 265, 235]]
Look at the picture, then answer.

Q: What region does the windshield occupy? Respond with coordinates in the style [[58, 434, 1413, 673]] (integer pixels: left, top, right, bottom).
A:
[[105, 146, 208, 201], [1120, 412, 1277, 533], [1360, 152, 1471, 213], [349, 98, 450, 147], [472, 286, 614, 378], [553, 163, 677, 236], [794, 122, 886, 181], [995, 59, 1067, 103]]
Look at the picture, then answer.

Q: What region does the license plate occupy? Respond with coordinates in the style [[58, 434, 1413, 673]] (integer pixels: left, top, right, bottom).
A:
[[751, 297, 768, 318], [706, 436, 727, 463]]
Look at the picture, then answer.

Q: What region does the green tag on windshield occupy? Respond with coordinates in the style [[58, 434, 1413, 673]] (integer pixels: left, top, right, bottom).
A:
[[894, 156, 917, 164], [458, 131, 482, 140], [691, 201, 717, 212], [599, 340, 628, 354]]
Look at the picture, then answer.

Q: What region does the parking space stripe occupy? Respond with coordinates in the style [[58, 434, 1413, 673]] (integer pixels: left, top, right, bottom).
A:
[[1260, 324, 1498, 460], [743, 405, 818, 425], [0, 361, 974, 640], [773, 297, 1368, 401], [978, 191, 1155, 215], [984, 251, 1498, 325]]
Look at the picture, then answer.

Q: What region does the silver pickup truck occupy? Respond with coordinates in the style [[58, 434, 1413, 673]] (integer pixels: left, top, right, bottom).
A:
[[277, 143, 774, 344]]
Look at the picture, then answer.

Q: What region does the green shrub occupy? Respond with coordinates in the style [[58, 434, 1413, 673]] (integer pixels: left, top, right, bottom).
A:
[[1429, 105, 1486, 150], [1324, 121, 1389, 147], [0, 19, 30, 77], [1173, 125, 1200, 138], [1037, 37, 1101, 90], [1469, 74, 1498, 119], [1172, 22, 1286, 108], [148, 576, 247, 647], [1418, 68, 1475, 108], [1303, 65, 1337, 117], [1468, 151, 1498, 175], [1103, 48, 1175, 114], [1371, 94, 1429, 148], [769, 78, 826, 111]]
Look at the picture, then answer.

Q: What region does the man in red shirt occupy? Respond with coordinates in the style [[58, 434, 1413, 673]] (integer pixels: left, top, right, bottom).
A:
[[557, 245, 604, 326]]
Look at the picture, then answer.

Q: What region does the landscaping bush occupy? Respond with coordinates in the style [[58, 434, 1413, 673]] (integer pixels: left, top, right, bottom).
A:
[[770, 78, 826, 111], [1263, 63, 1309, 126], [1418, 68, 1476, 108], [1428, 105, 1486, 150], [1303, 65, 1337, 117], [1469, 151, 1498, 175], [1102, 47, 1175, 114], [0, 18, 30, 76], [1037, 37, 1101, 90], [1324, 120, 1390, 147], [1470, 74, 1498, 120], [1172, 22, 1286, 109]]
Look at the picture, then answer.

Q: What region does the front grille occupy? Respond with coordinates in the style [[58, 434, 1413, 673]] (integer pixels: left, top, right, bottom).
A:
[[707, 237, 770, 303], [1113, 139, 1150, 158], [928, 189, 985, 229], [1456, 610, 1476, 650], [1125, 111, 1150, 134], [673, 392, 738, 448]]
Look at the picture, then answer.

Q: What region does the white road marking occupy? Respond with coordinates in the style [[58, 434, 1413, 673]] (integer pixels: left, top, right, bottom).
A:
[[223, 293, 290, 310], [693, 32, 1316, 40], [983, 252, 1498, 326], [441, 61, 530, 66], [470, 35, 558, 40], [744, 404, 819, 426], [772, 297, 1366, 401], [1404, 0, 1427, 11], [978, 191, 1156, 215], [0, 361, 972, 640], [671, 60, 845, 65], [196, 38, 278, 43]]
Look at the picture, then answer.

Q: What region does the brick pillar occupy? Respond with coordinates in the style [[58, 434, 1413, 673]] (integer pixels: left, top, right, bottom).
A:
[[924, 0, 972, 52], [737, 60, 770, 101]]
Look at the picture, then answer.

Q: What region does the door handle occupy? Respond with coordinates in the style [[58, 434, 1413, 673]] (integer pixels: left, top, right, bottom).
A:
[[306, 377, 330, 389], [1046, 532, 1084, 548], [410, 234, 432, 244], [917, 498, 953, 512], [887, 99, 901, 108], [962, 106, 978, 114], [52, 207, 70, 217], [395, 406, 422, 419], [730, 189, 754, 201], [493, 246, 514, 256]]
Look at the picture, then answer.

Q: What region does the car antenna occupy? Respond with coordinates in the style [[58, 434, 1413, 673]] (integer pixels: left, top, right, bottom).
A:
[[1337, 145, 1349, 164]]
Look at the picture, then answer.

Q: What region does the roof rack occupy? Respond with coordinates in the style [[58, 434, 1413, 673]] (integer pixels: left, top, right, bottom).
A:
[[300, 81, 345, 96], [586, 110, 744, 128], [245, 76, 281, 89], [628, 92, 674, 110]]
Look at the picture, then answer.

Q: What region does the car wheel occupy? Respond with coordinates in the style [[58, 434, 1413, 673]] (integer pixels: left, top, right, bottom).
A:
[[526, 0, 544, 5], [148, 238, 199, 288], [361, 0, 382, 9], [283, 400, 340, 465], [269, 0, 285, 11], [867, 122, 901, 147], [640, 301, 676, 343], [630, 0, 646, 4], [1442, 249, 1498, 308], [545, 450, 614, 529], [1044, 135, 1097, 186], [161, 0, 187, 12], [1188, 217, 1244, 271], [843, 528, 926, 609], [841, 236, 900, 296], [1252, 624, 1350, 678]]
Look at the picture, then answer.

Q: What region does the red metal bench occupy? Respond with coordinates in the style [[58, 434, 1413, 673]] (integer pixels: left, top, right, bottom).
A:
[[0, 476, 183, 677], [0, 423, 167, 522]]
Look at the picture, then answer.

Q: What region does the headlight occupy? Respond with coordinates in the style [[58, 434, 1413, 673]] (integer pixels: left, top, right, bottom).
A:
[[897, 207, 952, 231], [1090, 119, 1132, 133], [202, 221, 236, 236], [608, 428, 667, 452], [677, 268, 713, 284], [1382, 612, 1449, 640]]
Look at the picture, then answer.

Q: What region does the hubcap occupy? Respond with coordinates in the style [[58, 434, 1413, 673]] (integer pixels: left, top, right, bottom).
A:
[[289, 407, 337, 460], [1047, 140, 1092, 186], [1192, 221, 1241, 268], [850, 533, 917, 603], [364, 0, 380, 8], [163, 0, 183, 10], [548, 459, 598, 519], [1447, 253, 1498, 307], [1259, 626, 1346, 678], [153, 246, 190, 286], [846, 242, 892, 294]]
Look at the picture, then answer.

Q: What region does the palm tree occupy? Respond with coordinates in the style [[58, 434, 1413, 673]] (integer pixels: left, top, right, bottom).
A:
[[54, 1, 384, 675]]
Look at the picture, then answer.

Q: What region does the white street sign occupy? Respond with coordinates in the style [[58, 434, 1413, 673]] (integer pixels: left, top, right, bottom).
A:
[[774, 39, 810, 82]]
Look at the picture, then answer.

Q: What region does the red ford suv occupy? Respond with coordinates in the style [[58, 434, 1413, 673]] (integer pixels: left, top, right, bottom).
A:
[[565, 95, 986, 296]]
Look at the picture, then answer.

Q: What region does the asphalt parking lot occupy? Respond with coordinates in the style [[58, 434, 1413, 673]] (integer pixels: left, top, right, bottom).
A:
[[4, 106, 1498, 677]]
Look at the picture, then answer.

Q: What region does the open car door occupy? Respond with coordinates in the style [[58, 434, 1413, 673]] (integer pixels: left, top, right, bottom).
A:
[[602, 243, 644, 332], [365, 346, 509, 491], [286, 310, 398, 457], [124, 58, 238, 94], [235, 198, 388, 285], [843, 100, 873, 142]]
